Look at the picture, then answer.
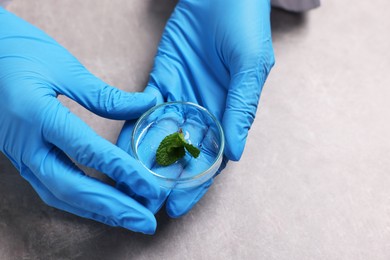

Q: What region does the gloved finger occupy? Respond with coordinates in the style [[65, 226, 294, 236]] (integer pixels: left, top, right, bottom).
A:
[[34, 39, 155, 120], [222, 70, 262, 161], [145, 84, 165, 105], [42, 97, 160, 199], [23, 147, 157, 234], [60, 73, 156, 120], [222, 57, 274, 161], [166, 179, 213, 218], [117, 183, 170, 215]]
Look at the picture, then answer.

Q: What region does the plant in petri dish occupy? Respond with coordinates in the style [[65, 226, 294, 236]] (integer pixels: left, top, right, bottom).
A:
[[156, 128, 200, 166]]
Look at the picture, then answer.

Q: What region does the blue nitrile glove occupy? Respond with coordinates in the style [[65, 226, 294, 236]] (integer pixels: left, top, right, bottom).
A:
[[117, 0, 274, 217], [0, 7, 161, 234]]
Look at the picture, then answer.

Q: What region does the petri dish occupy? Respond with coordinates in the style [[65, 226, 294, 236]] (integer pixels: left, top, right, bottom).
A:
[[132, 102, 224, 189]]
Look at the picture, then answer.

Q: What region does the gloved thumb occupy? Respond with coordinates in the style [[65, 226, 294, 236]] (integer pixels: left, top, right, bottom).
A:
[[222, 69, 267, 161]]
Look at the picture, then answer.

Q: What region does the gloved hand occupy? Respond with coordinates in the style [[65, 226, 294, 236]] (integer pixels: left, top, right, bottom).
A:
[[0, 7, 161, 234], [117, 0, 275, 217]]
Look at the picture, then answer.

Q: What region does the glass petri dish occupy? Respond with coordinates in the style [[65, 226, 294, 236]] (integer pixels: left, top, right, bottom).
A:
[[132, 102, 224, 189]]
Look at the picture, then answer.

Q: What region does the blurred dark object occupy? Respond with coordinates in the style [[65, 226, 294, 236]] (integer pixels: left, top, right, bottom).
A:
[[272, 0, 320, 12]]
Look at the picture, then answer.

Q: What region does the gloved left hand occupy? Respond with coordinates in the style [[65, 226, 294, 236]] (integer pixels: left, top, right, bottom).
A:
[[0, 7, 161, 234], [117, 0, 274, 218]]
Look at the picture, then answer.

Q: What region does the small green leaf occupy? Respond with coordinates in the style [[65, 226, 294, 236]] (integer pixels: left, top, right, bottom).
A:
[[184, 143, 200, 158], [156, 132, 184, 166], [156, 129, 201, 166], [156, 145, 185, 166]]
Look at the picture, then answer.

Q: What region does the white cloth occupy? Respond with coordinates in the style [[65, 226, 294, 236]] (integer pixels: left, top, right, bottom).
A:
[[271, 0, 320, 12]]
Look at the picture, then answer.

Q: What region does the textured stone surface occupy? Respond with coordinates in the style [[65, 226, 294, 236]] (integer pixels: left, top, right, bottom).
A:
[[1, 0, 390, 259]]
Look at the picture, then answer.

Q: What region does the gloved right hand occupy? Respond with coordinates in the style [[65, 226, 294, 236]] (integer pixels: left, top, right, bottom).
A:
[[118, 0, 274, 218], [0, 7, 160, 234]]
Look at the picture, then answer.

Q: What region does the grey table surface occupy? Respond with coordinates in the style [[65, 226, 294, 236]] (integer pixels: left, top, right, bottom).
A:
[[1, 0, 390, 259]]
